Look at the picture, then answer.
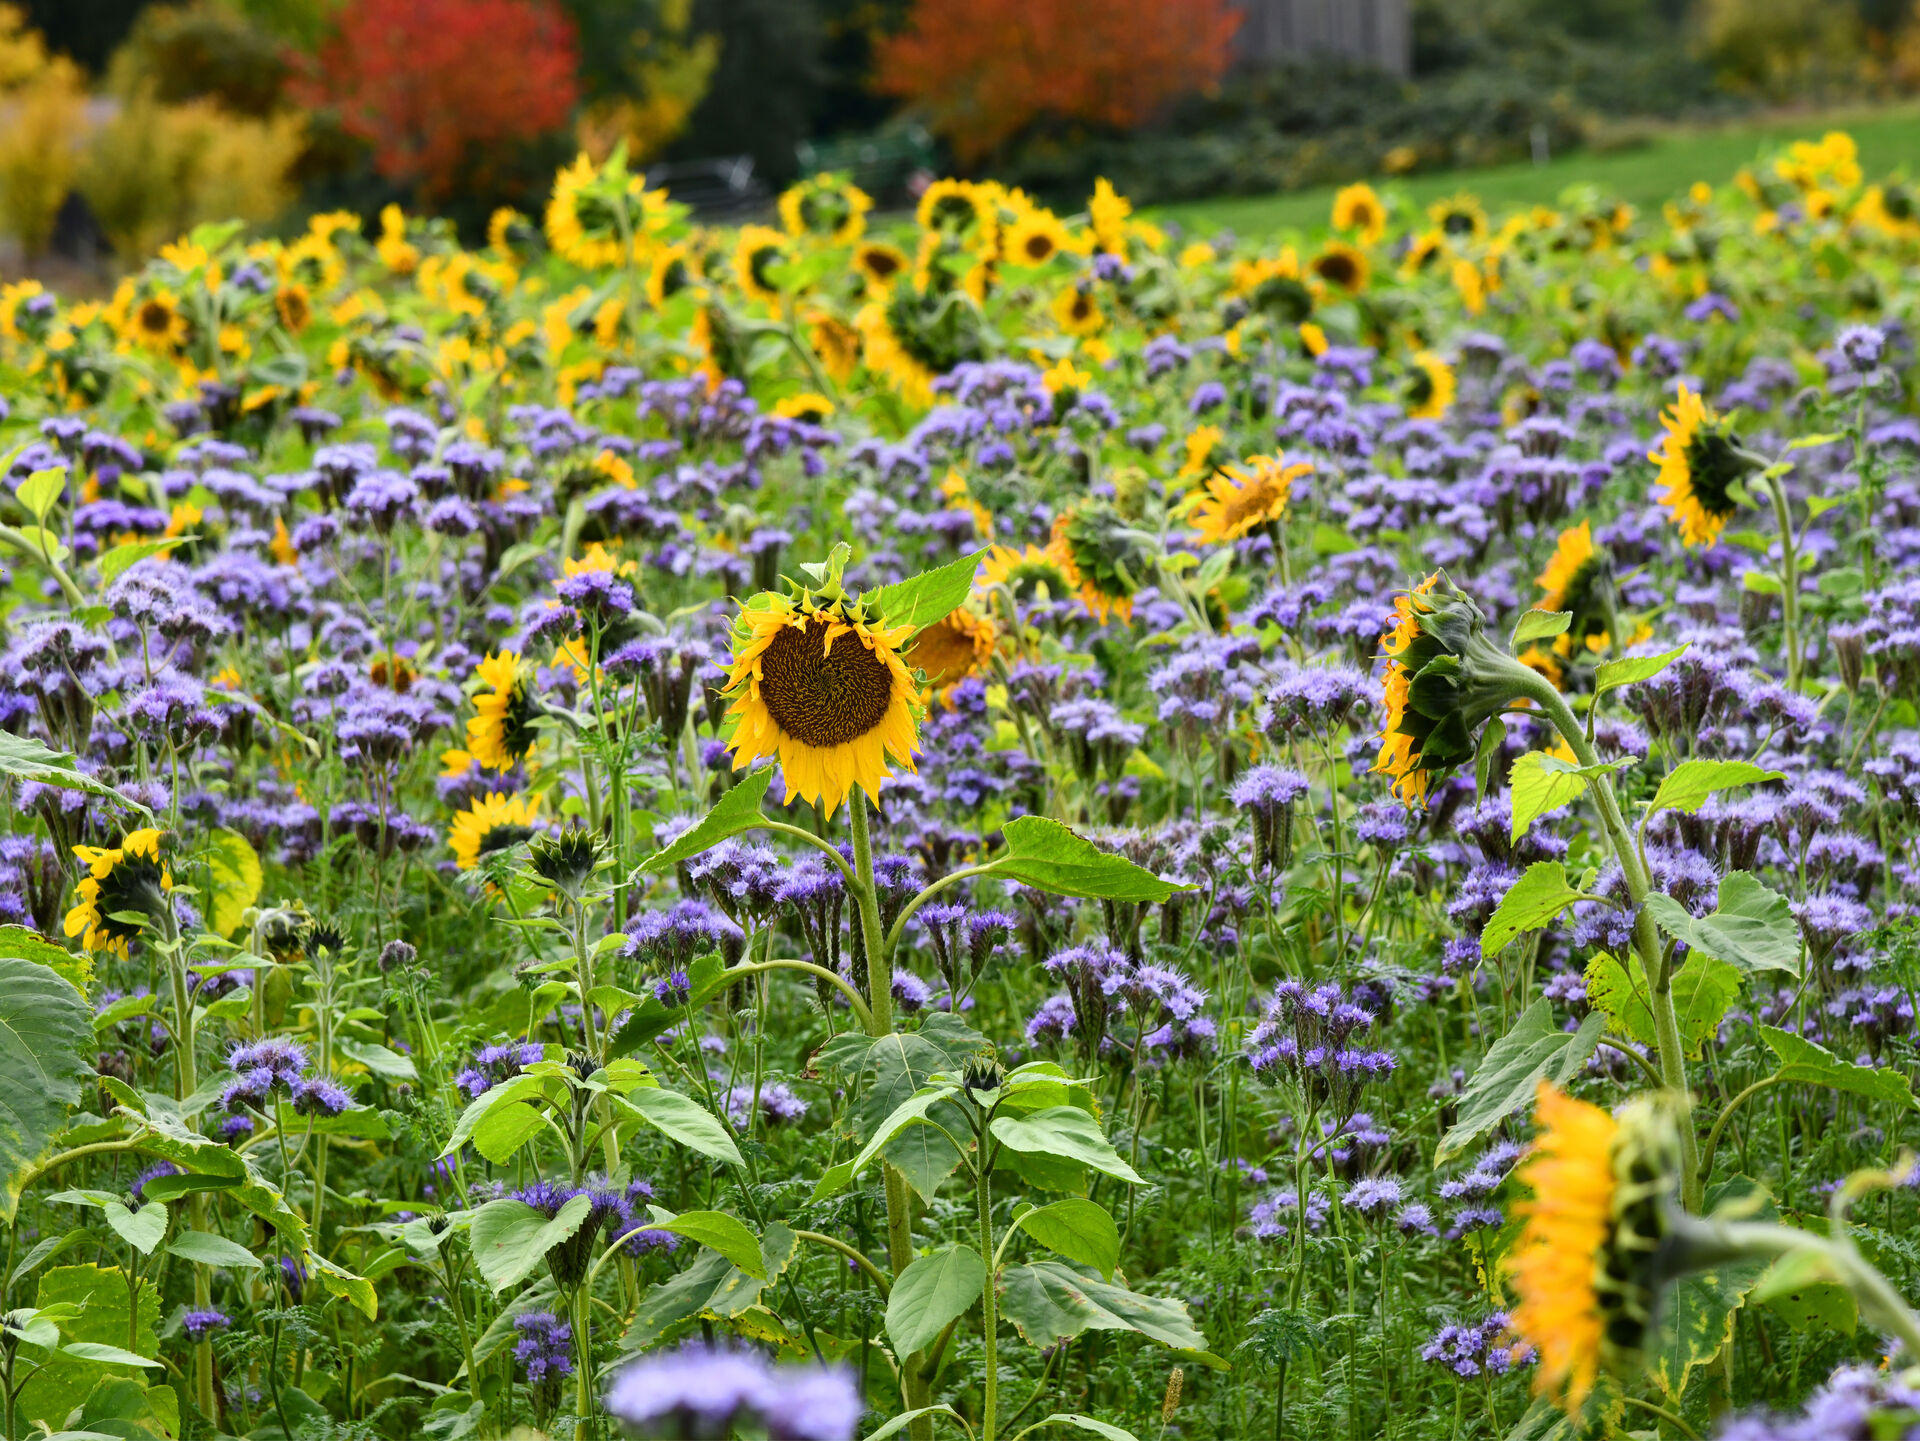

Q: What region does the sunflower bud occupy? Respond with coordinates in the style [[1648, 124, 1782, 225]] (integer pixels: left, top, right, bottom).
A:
[[1372, 571, 1541, 808], [529, 825, 603, 898]]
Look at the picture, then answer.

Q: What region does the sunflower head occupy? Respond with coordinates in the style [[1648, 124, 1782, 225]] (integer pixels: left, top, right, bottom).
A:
[[719, 546, 923, 818], [1052, 502, 1145, 626], [779, 173, 872, 243], [979, 543, 1076, 608], [1310, 242, 1370, 295], [1005, 210, 1070, 268], [1649, 385, 1760, 549], [1051, 285, 1104, 337], [466, 651, 540, 770], [906, 605, 997, 694], [1191, 454, 1311, 545], [1405, 351, 1456, 422], [1332, 183, 1387, 243], [1372, 571, 1538, 807], [528, 824, 603, 897], [1535, 520, 1615, 649], [853, 241, 909, 292], [64, 828, 173, 956], [449, 791, 544, 871], [1509, 1083, 1682, 1414], [732, 225, 792, 306]]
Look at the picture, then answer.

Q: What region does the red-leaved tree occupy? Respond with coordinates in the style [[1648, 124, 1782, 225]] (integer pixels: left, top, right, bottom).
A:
[[875, 0, 1241, 164], [303, 0, 581, 199]]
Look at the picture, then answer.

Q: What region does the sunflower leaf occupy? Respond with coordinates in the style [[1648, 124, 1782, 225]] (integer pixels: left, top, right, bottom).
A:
[[864, 549, 988, 637], [1509, 609, 1570, 650], [634, 767, 773, 875], [1594, 643, 1688, 699], [0, 733, 153, 819], [994, 817, 1191, 902], [1508, 751, 1625, 842]]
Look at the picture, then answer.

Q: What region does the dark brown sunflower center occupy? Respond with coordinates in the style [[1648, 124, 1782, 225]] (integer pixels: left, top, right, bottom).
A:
[[1024, 233, 1055, 261], [760, 617, 895, 748], [1315, 253, 1358, 287], [863, 248, 902, 279], [138, 301, 173, 334]]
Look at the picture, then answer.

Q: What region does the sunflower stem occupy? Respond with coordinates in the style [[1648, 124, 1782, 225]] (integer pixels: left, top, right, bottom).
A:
[[848, 792, 935, 1440], [1761, 472, 1802, 691], [1517, 671, 1703, 1210]]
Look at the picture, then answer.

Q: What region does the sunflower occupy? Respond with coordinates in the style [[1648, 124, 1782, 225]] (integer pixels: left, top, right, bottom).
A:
[[855, 299, 936, 408], [852, 241, 909, 292], [275, 284, 311, 334], [1051, 285, 1104, 337], [719, 568, 923, 817], [774, 393, 834, 425], [466, 651, 539, 769], [545, 153, 634, 270], [1191, 454, 1312, 545], [1231, 253, 1313, 325], [778, 174, 872, 244], [732, 225, 792, 306], [1088, 178, 1131, 258], [1535, 520, 1615, 651], [129, 290, 187, 351], [488, 206, 532, 256], [807, 308, 861, 383], [1428, 194, 1487, 241], [1052, 503, 1142, 626], [1401, 229, 1448, 278], [1404, 351, 1456, 421], [646, 244, 701, 309], [979, 543, 1076, 605], [1371, 573, 1443, 806], [1177, 424, 1226, 485], [65, 828, 172, 957], [907, 605, 997, 693], [1331, 183, 1387, 244], [917, 179, 997, 251], [1310, 242, 1370, 295], [449, 791, 544, 870], [1508, 1083, 1677, 1414], [1649, 385, 1754, 549], [1004, 210, 1072, 268]]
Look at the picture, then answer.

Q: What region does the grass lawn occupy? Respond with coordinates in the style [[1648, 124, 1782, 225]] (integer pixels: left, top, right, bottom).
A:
[[1152, 103, 1920, 239]]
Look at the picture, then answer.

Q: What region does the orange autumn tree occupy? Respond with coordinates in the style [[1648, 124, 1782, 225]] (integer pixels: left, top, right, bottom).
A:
[[875, 0, 1241, 164]]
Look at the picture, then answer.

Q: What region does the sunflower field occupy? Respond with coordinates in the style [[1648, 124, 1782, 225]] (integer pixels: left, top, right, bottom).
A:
[[6, 125, 1920, 1441]]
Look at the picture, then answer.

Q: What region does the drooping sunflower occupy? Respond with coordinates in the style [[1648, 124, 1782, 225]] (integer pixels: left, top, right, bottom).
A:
[[449, 791, 544, 870], [274, 284, 311, 335], [646, 244, 701, 309], [466, 651, 539, 770], [65, 828, 172, 957], [719, 561, 923, 817], [546, 153, 642, 270], [732, 225, 792, 307], [1404, 351, 1456, 422], [1191, 454, 1312, 545], [1648, 385, 1755, 549], [1372, 573, 1444, 807], [856, 288, 987, 408], [1051, 285, 1104, 337], [1535, 520, 1615, 651], [1003, 209, 1073, 268], [1052, 502, 1143, 626], [806, 308, 861, 383], [907, 605, 998, 694], [488, 205, 533, 257], [1508, 1083, 1678, 1414], [1310, 242, 1370, 296], [778, 173, 872, 244], [1331, 182, 1387, 244], [852, 241, 909, 294], [1232, 252, 1314, 326]]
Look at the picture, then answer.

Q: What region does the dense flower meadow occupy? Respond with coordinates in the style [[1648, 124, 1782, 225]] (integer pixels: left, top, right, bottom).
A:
[[7, 129, 1920, 1441]]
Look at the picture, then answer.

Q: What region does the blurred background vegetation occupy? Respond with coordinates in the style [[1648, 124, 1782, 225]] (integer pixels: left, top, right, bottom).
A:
[[7, 0, 1920, 273]]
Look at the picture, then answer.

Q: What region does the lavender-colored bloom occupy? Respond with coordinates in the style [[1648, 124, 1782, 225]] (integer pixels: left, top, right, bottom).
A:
[[182, 1308, 231, 1340], [512, 1310, 575, 1387]]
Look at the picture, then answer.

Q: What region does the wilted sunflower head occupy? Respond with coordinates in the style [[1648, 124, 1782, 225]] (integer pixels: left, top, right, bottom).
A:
[[1371, 571, 1536, 807], [719, 546, 923, 818], [1509, 1083, 1683, 1414], [466, 651, 539, 770], [1051, 502, 1146, 626], [1649, 385, 1759, 549], [64, 828, 173, 956], [449, 791, 544, 871]]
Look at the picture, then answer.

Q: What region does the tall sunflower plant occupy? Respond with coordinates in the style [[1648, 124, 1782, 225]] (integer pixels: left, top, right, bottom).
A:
[[1372, 570, 1920, 1429]]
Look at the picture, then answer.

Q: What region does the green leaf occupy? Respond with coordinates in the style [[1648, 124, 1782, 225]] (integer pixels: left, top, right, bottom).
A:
[[1436, 1002, 1603, 1163], [1650, 1178, 1775, 1402], [649, 1211, 767, 1279], [1759, 1026, 1919, 1110], [1509, 751, 1625, 842], [1594, 643, 1687, 698], [1585, 953, 1742, 1058], [12, 524, 69, 564], [1311, 522, 1356, 555], [0, 954, 94, 1222], [439, 1073, 554, 1159], [1753, 1248, 1857, 1334], [864, 549, 988, 637], [102, 1200, 166, 1256], [861, 1405, 971, 1441], [887, 1244, 988, 1355], [62, 1342, 163, 1368], [636, 768, 773, 875], [1510, 609, 1571, 649], [996, 1260, 1212, 1357], [1480, 861, 1583, 957], [0, 733, 153, 818], [309, 1250, 378, 1319], [203, 828, 262, 939], [17, 466, 65, 522], [468, 1194, 592, 1293], [1648, 759, 1785, 817], [994, 817, 1189, 903], [0, 923, 89, 997], [167, 1229, 263, 1271], [471, 1101, 546, 1164], [990, 1107, 1142, 1185], [335, 1037, 417, 1081], [855, 1033, 971, 1203], [607, 952, 731, 1058], [1034, 1416, 1143, 1441], [1015, 1198, 1121, 1280], [17, 1265, 158, 1431], [1643, 873, 1800, 977], [97, 536, 190, 587], [1475, 716, 1506, 802], [816, 1083, 962, 1200], [619, 1086, 745, 1167]]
